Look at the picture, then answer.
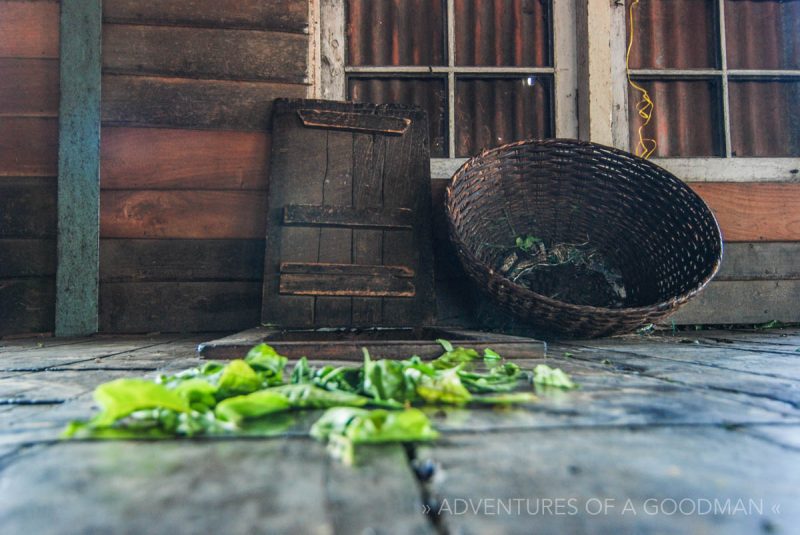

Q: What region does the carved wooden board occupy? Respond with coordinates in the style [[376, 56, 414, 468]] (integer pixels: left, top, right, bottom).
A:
[[261, 99, 436, 328]]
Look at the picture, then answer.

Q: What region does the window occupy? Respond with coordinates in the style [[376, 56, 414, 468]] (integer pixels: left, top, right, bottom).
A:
[[317, 0, 577, 174], [620, 0, 799, 178]]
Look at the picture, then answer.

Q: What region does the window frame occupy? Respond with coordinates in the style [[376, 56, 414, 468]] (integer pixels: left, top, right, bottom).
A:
[[313, 0, 799, 182], [609, 0, 800, 182], [314, 0, 578, 177]]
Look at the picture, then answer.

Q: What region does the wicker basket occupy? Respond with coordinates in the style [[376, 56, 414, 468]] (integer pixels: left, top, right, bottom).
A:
[[445, 139, 723, 338]]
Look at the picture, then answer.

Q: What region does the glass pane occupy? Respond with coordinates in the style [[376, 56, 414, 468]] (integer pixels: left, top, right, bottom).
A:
[[455, 76, 552, 157], [628, 79, 723, 157], [346, 0, 446, 66], [454, 0, 551, 66], [627, 0, 717, 69], [729, 80, 800, 157], [725, 0, 800, 70], [348, 77, 448, 157]]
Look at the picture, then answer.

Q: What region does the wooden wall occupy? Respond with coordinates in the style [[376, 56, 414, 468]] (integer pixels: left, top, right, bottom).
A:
[[671, 183, 800, 324], [0, 0, 796, 335], [97, 0, 308, 332], [0, 0, 59, 335]]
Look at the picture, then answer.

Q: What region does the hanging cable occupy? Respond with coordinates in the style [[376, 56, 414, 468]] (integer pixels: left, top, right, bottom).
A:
[[626, 0, 657, 159]]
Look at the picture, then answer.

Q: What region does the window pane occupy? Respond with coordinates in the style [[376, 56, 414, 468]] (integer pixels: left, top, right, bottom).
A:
[[729, 80, 800, 157], [348, 77, 448, 157], [346, 0, 445, 66], [725, 0, 800, 70], [628, 79, 723, 157], [627, 0, 717, 69], [455, 76, 552, 157], [454, 0, 551, 66]]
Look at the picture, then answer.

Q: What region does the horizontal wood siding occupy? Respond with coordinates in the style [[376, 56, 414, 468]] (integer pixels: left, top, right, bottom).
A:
[[689, 183, 800, 242], [0, 58, 59, 116], [103, 0, 309, 33], [0, 118, 58, 176], [0, 0, 59, 336], [0, 1, 59, 58], [98, 0, 308, 332], [101, 127, 269, 190], [103, 24, 308, 84]]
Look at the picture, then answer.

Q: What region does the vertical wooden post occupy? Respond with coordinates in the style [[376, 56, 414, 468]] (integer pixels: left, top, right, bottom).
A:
[[576, 0, 614, 146], [56, 0, 102, 336]]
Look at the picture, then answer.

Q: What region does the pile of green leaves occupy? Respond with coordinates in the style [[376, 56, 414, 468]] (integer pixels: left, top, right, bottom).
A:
[[63, 341, 577, 462]]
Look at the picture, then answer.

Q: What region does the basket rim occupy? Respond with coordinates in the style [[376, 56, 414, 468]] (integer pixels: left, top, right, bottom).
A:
[[444, 137, 724, 317]]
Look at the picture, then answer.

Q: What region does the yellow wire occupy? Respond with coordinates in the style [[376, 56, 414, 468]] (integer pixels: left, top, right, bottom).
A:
[[626, 0, 657, 159]]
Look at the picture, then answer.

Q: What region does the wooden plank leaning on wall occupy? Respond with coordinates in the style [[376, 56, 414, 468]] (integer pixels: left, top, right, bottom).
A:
[[97, 0, 309, 333], [0, 0, 60, 335]]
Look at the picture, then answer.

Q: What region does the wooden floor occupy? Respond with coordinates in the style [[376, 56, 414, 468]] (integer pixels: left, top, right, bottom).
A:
[[1, 329, 799, 534]]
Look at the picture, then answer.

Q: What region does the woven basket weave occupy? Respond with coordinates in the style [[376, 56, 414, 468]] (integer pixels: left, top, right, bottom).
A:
[[445, 139, 723, 338]]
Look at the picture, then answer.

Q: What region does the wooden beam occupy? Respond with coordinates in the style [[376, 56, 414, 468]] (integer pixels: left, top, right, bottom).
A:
[[575, 0, 614, 146], [283, 205, 413, 229], [56, 0, 102, 336]]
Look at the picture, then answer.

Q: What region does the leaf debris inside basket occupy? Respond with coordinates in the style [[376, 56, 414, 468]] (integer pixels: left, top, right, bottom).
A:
[[496, 236, 628, 308]]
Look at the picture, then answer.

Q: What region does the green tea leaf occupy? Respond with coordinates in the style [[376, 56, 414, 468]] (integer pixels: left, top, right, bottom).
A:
[[483, 348, 502, 362], [432, 346, 481, 370], [435, 339, 454, 352], [215, 390, 291, 424], [91, 379, 191, 428], [172, 378, 218, 412], [290, 356, 313, 384], [471, 392, 538, 405], [310, 407, 439, 444], [217, 359, 263, 397], [532, 364, 578, 389], [362, 349, 418, 403], [244, 343, 288, 386], [269, 384, 373, 409], [416, 368, 473, 404]]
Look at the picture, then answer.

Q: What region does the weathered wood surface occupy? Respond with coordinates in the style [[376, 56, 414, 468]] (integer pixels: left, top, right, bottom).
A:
[[716, 242, 800, 280], [0, 441, 432, 535], [198, 327, 546, 361], [671, 280, 800, 324], [0, 279, 54, 336], [101, 75, 306, 130], [0, 178, 56, 237], [56, 0, 102, 336], [283, 205, 414, 229], [690, 183, 800, 242], [101, 127, 269, 190], [100, 239, 264, 282], [262, 100, 436, 329], [103, 0, 309, 33], [297, 108, 411, 135], [100, 190, 267, 239], [0, 117, 58, 176], [0, 335, 182, 372], [99, 282, 261, 333], [280, 264, 416, 297], [0, 58, 59, 116], [417, 427, 799, 534], [103, 24, 308, 84], [0, 239, 55, 277], [0, 1, 59, 58], [556, 341, 800, 410], [1, 332, 799, 533]]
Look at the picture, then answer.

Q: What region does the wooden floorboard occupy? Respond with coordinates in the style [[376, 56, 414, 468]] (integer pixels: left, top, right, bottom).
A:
[[0, 330, 799, 533]]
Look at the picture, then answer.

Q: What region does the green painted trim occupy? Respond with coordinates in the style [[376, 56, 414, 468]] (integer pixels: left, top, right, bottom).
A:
[[56, 0, 102, 336]]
